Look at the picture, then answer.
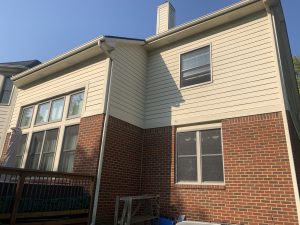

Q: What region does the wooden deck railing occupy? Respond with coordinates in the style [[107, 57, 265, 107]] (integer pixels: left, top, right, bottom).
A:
[[0, 167, 95, 225]]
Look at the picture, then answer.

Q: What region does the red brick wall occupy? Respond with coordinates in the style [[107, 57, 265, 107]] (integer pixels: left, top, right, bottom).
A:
[[73, 114, 105, 176], [0, 132, 11, 165], [141, 112, 299, 224], [96, 116, 144, 225]]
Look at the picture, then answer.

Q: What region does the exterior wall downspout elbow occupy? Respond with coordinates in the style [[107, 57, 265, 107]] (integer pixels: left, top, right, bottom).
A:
[[90, 39, 115, 225]]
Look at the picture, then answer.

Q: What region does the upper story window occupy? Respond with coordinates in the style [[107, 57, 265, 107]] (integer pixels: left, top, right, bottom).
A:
[[0, 76, 13, 104], [19, 91, 84, 128], [180, 45, 211, 88], [68, 92, 84, 118], [19, 106, 34, 128], [16, 90, 84, 172], [176, 127, 224, 184]]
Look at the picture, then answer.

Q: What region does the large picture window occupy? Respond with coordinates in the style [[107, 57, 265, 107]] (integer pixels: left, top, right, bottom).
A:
[[177, 127, 224, 184], [17, 90, 84, 172], [180, 45, 211, 88]]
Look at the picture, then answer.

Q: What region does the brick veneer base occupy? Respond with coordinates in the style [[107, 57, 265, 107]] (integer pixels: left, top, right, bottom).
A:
[[0, 112, 299, 224], [96, 116, 144, 225], [73, 114, 105, 176], [141, 112, 299, 224]]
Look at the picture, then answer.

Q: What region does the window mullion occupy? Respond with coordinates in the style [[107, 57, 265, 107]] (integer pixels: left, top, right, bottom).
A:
[[47, 100, 53, 122], [196, 131, 201, 183], [37, 131, 47, 170], [53, 126, 65, 171]]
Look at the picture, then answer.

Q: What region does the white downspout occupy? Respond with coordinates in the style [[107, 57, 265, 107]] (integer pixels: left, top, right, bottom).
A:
[[90, 39, 115, 225]]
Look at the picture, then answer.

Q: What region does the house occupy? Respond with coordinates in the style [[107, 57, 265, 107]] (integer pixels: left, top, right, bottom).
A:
[[0, 60, 40, 156], [1, 0, 300, 224]]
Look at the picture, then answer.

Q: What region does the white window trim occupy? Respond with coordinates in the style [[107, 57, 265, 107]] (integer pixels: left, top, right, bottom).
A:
[[175, 123, 225, 186], [179, 43, 213, 90], [18, 90, 85, 172]]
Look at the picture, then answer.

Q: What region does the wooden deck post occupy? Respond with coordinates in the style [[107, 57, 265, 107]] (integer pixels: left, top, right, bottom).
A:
[[10, 173, 25, 225]]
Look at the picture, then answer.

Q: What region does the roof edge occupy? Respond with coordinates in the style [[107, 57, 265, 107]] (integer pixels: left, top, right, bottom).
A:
[[12, 35, 145, 82], [146, 0, 261, 43], [12, 36, 105, 81]]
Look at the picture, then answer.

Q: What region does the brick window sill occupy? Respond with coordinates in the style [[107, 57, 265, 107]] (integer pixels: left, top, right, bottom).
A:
[[175, 183, 226, 190]]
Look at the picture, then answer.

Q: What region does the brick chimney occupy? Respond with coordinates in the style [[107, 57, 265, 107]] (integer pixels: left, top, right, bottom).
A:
[[156, 1, 176, 34]]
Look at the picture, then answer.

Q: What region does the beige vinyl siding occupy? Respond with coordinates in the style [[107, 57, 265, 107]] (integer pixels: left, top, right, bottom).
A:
[[0, 105, 11, 149], [109, 44, 147, 128], [9, 56, 108, 128], [157, 6, 168, 33], [0, 74, 16, 155], [145, 10, 282, 128]]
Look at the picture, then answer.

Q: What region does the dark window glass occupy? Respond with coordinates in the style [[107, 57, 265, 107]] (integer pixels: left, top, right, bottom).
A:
[[176, 128, 224, 183], [15, 135, 28, 168], [0, 77, 13, 104], [59, 125, 79, 173], [177, 131, 197, 182], [19, 107, 34, 128], [26, 129, 59, 171], [180, 46, 211, 88], [26, 132, 44, 170], [39, 129, 59, 171], [201, 129, 222, 155], [177, 157, 197, 182], [177, 132, 197, 156], [202, 155, 224, 182], [201, 128, 224, 182]]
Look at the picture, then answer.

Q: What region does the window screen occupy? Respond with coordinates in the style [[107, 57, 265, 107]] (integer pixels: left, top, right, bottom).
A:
[[176, 128, 224, 183]]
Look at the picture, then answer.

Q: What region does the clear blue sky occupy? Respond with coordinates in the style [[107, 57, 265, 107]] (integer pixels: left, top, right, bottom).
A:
[[0, 0, 299, 63]]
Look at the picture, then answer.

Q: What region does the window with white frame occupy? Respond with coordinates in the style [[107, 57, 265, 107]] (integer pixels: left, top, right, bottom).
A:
[[176, 127, 224, 184], [16, 90, 84, 172], [26, 129, 59, 171], [180, 45, 211, 88], [68, 92, 84, 118], [19, 107, 34, 128], [59, 125, 79, 173], [14, 134, 28, 168]]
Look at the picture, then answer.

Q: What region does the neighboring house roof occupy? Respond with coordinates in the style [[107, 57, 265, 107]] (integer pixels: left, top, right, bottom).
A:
[[11, 0, 278, 87], [0, 60, 41, 70], [0, 60, 41, 68], [0, 60, 41, 77]]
